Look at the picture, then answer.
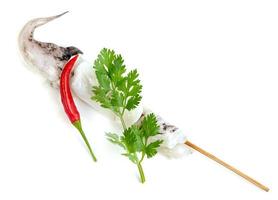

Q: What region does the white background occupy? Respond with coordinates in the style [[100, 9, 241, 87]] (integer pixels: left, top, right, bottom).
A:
[[0, 0, 277, 199]]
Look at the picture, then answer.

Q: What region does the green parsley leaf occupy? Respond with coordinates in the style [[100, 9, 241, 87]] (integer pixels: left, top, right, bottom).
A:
[[92, 48, 142, 117], [141, 113, 160, 137], [122, 153, 138, 164], [92, 48, 163, 183], [121, 125, 144, 153], [145, 140, 163, 158], [106, 133, 126, 149]]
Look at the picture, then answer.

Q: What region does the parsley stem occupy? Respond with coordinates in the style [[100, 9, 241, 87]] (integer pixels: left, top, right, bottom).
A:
[[119, 112, 146, 183], [119, 114, 127, 130], [137, 162, 145, 183], [139, 152, 145, 163]]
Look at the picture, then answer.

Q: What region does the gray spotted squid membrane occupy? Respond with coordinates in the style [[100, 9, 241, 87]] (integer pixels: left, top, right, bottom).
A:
[[18, 12, 192, 158]]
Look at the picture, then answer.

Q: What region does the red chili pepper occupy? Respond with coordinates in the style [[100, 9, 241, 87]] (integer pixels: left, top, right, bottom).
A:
[[60, 55, 97, 161]]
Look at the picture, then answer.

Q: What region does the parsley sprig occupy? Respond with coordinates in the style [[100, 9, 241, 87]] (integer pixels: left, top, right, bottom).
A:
[[92, 48, 163, 183]]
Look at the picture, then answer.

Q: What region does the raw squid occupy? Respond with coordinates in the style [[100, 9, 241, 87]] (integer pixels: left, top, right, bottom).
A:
[[18, 12, 192, 158], [18, 11, 83, 87], [138, 108, 192, 158]]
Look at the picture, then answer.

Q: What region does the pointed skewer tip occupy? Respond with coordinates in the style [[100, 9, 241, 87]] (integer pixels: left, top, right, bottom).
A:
[[185, 140, 270, 192]]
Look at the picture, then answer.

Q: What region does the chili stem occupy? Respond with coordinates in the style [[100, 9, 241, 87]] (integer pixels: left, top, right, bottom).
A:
[[73, 120, 97, 162]]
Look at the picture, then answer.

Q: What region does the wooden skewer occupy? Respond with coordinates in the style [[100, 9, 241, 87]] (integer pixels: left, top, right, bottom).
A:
[[185, 140, 269, 192]]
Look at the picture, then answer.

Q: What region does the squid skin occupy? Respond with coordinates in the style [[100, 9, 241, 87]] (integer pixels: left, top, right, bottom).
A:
[[18, 11, 82, 87], [18, 12, 192, 158], [137, 109, 192, 158]]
